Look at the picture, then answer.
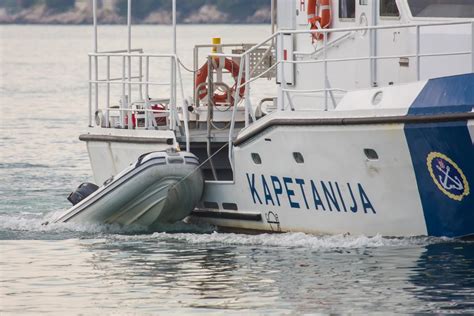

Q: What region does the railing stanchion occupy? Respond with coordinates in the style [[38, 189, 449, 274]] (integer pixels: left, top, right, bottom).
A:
[[94, 59, 99, 118], [244, 54, 251, 127], [416, 25, 421, 81], [92, 0, 98, 125], [106, 56, 110, 127], [280, 33, 288, 111], [170, 56, 177, 131], [369, 27, 373, 88], [121, 55, 126, 129], [139, 54, 143, 100], [324, 32, 328, 111], [127, 56, 132, 129], [145, 56, 150, 99], [229, 57, 245, 174], [176, 59, 190, 151], [277, 33, 283, 111], [88, 55, 92, 127], [126, 0, 132, 129]]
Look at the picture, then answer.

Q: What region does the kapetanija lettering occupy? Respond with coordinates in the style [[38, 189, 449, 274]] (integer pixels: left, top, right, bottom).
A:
[[427, 152, 470, 201], [246, 173, 376, 214]]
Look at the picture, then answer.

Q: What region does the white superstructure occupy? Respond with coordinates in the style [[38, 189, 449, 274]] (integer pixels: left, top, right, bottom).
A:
[[79, 0, 474, 238]]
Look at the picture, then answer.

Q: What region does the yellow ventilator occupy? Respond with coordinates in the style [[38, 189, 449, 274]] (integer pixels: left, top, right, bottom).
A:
[[212, 37, 221, 53]]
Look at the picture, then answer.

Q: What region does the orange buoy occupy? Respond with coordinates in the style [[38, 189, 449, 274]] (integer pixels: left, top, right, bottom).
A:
[[308, 0, 332, 42], [195, 57, 245, 104]]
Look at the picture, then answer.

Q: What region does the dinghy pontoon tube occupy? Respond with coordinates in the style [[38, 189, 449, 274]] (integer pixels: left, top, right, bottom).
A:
[[54, 151, 204, 228]]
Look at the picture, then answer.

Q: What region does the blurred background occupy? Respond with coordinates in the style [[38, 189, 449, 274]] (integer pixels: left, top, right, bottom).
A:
[[0, 0, 271, 24]]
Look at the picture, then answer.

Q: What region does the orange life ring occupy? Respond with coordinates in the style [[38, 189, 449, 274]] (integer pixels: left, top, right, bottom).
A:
[[307, 0, 331, 42], [195, 57, 245, 104]]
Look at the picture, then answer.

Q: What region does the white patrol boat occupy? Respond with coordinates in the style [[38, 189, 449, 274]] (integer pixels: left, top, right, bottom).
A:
[[75, 0, 473, 238]]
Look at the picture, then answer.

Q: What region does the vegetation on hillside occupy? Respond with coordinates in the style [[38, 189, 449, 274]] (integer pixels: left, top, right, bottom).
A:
[[4, 0, 75, 12], [115, 0, 269, 19], [1, 0, 271, 22]]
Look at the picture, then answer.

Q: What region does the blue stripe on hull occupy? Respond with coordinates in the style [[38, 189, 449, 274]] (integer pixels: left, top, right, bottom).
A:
[[405, 74, 474, 237], [408, 73, 474, 115], [405, 121, 473, 237]]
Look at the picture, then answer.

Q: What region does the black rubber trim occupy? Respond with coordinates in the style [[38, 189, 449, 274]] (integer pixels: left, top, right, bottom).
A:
[[191, 210, 262, 221], [79, 134, 174, 144], [234, 112, 474, 146]]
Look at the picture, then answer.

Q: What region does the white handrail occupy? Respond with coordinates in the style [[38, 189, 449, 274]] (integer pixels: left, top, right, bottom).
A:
[[88, 51, 184, 131], [284, 20, 473, 34], [280, 51, 471, 64], [105, 108, 171, 113], [89, 52, 177, 57], [89, 80, 171, 86], [175, 58, 190, 151]]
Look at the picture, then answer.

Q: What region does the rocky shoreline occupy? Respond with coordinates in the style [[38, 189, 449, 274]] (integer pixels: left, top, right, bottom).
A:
[[0, 5, 270, 24]]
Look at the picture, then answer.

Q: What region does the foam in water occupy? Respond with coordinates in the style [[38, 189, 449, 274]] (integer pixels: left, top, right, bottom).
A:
[[0, 211, 146, 237], [110, 231, 453, 250], [0, 211, 454, 249]]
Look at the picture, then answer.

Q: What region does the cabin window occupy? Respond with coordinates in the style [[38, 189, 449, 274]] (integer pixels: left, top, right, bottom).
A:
[[380, 0, 400, 17], [408, 0, 474, 18], [339, 0, 356, 19]]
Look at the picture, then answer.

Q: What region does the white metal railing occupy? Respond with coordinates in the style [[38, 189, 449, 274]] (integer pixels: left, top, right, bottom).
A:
[[87, 51, 190, 150], [208, 20, 474, 171]]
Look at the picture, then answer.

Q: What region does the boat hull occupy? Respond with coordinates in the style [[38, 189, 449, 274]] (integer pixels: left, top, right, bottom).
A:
[[190, 75, 474, 238]]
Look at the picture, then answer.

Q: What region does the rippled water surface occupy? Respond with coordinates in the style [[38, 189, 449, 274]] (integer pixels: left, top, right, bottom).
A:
[[1, 25, 474, 315]]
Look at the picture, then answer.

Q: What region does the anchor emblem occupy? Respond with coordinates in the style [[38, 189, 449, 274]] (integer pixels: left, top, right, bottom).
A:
[[436, 159, 464, 191], [427, 152, 470, 201]]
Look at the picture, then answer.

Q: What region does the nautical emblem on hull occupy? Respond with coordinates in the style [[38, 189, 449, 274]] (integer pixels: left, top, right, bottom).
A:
[[427, 152, 470, 201]]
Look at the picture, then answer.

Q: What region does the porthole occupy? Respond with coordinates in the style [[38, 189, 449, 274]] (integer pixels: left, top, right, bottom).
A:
[[251, 153, 262, 164], [293, 152, 304, 164], [372, 91, 383, 106], [364, 148, 379, 160]]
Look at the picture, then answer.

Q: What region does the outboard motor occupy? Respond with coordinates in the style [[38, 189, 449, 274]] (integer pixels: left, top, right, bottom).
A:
[[67, 182, 99, 205]]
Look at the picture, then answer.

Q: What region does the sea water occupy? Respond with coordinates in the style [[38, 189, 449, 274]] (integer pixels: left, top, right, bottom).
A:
[[1, 25, 474, 314]]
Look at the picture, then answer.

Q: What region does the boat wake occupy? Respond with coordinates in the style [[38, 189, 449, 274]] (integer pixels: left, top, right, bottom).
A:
[[0, 210, 214, 240], [0, 211, 146, 240], [110, 231, 458, 250], [0, 211, 462, 250]]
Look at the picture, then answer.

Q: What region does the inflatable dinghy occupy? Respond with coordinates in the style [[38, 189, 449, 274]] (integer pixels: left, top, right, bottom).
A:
[[54, 151, 203, 229]]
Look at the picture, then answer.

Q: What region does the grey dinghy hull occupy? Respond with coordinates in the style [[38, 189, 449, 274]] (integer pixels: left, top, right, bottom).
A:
[[54, 151, 204, 228]]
